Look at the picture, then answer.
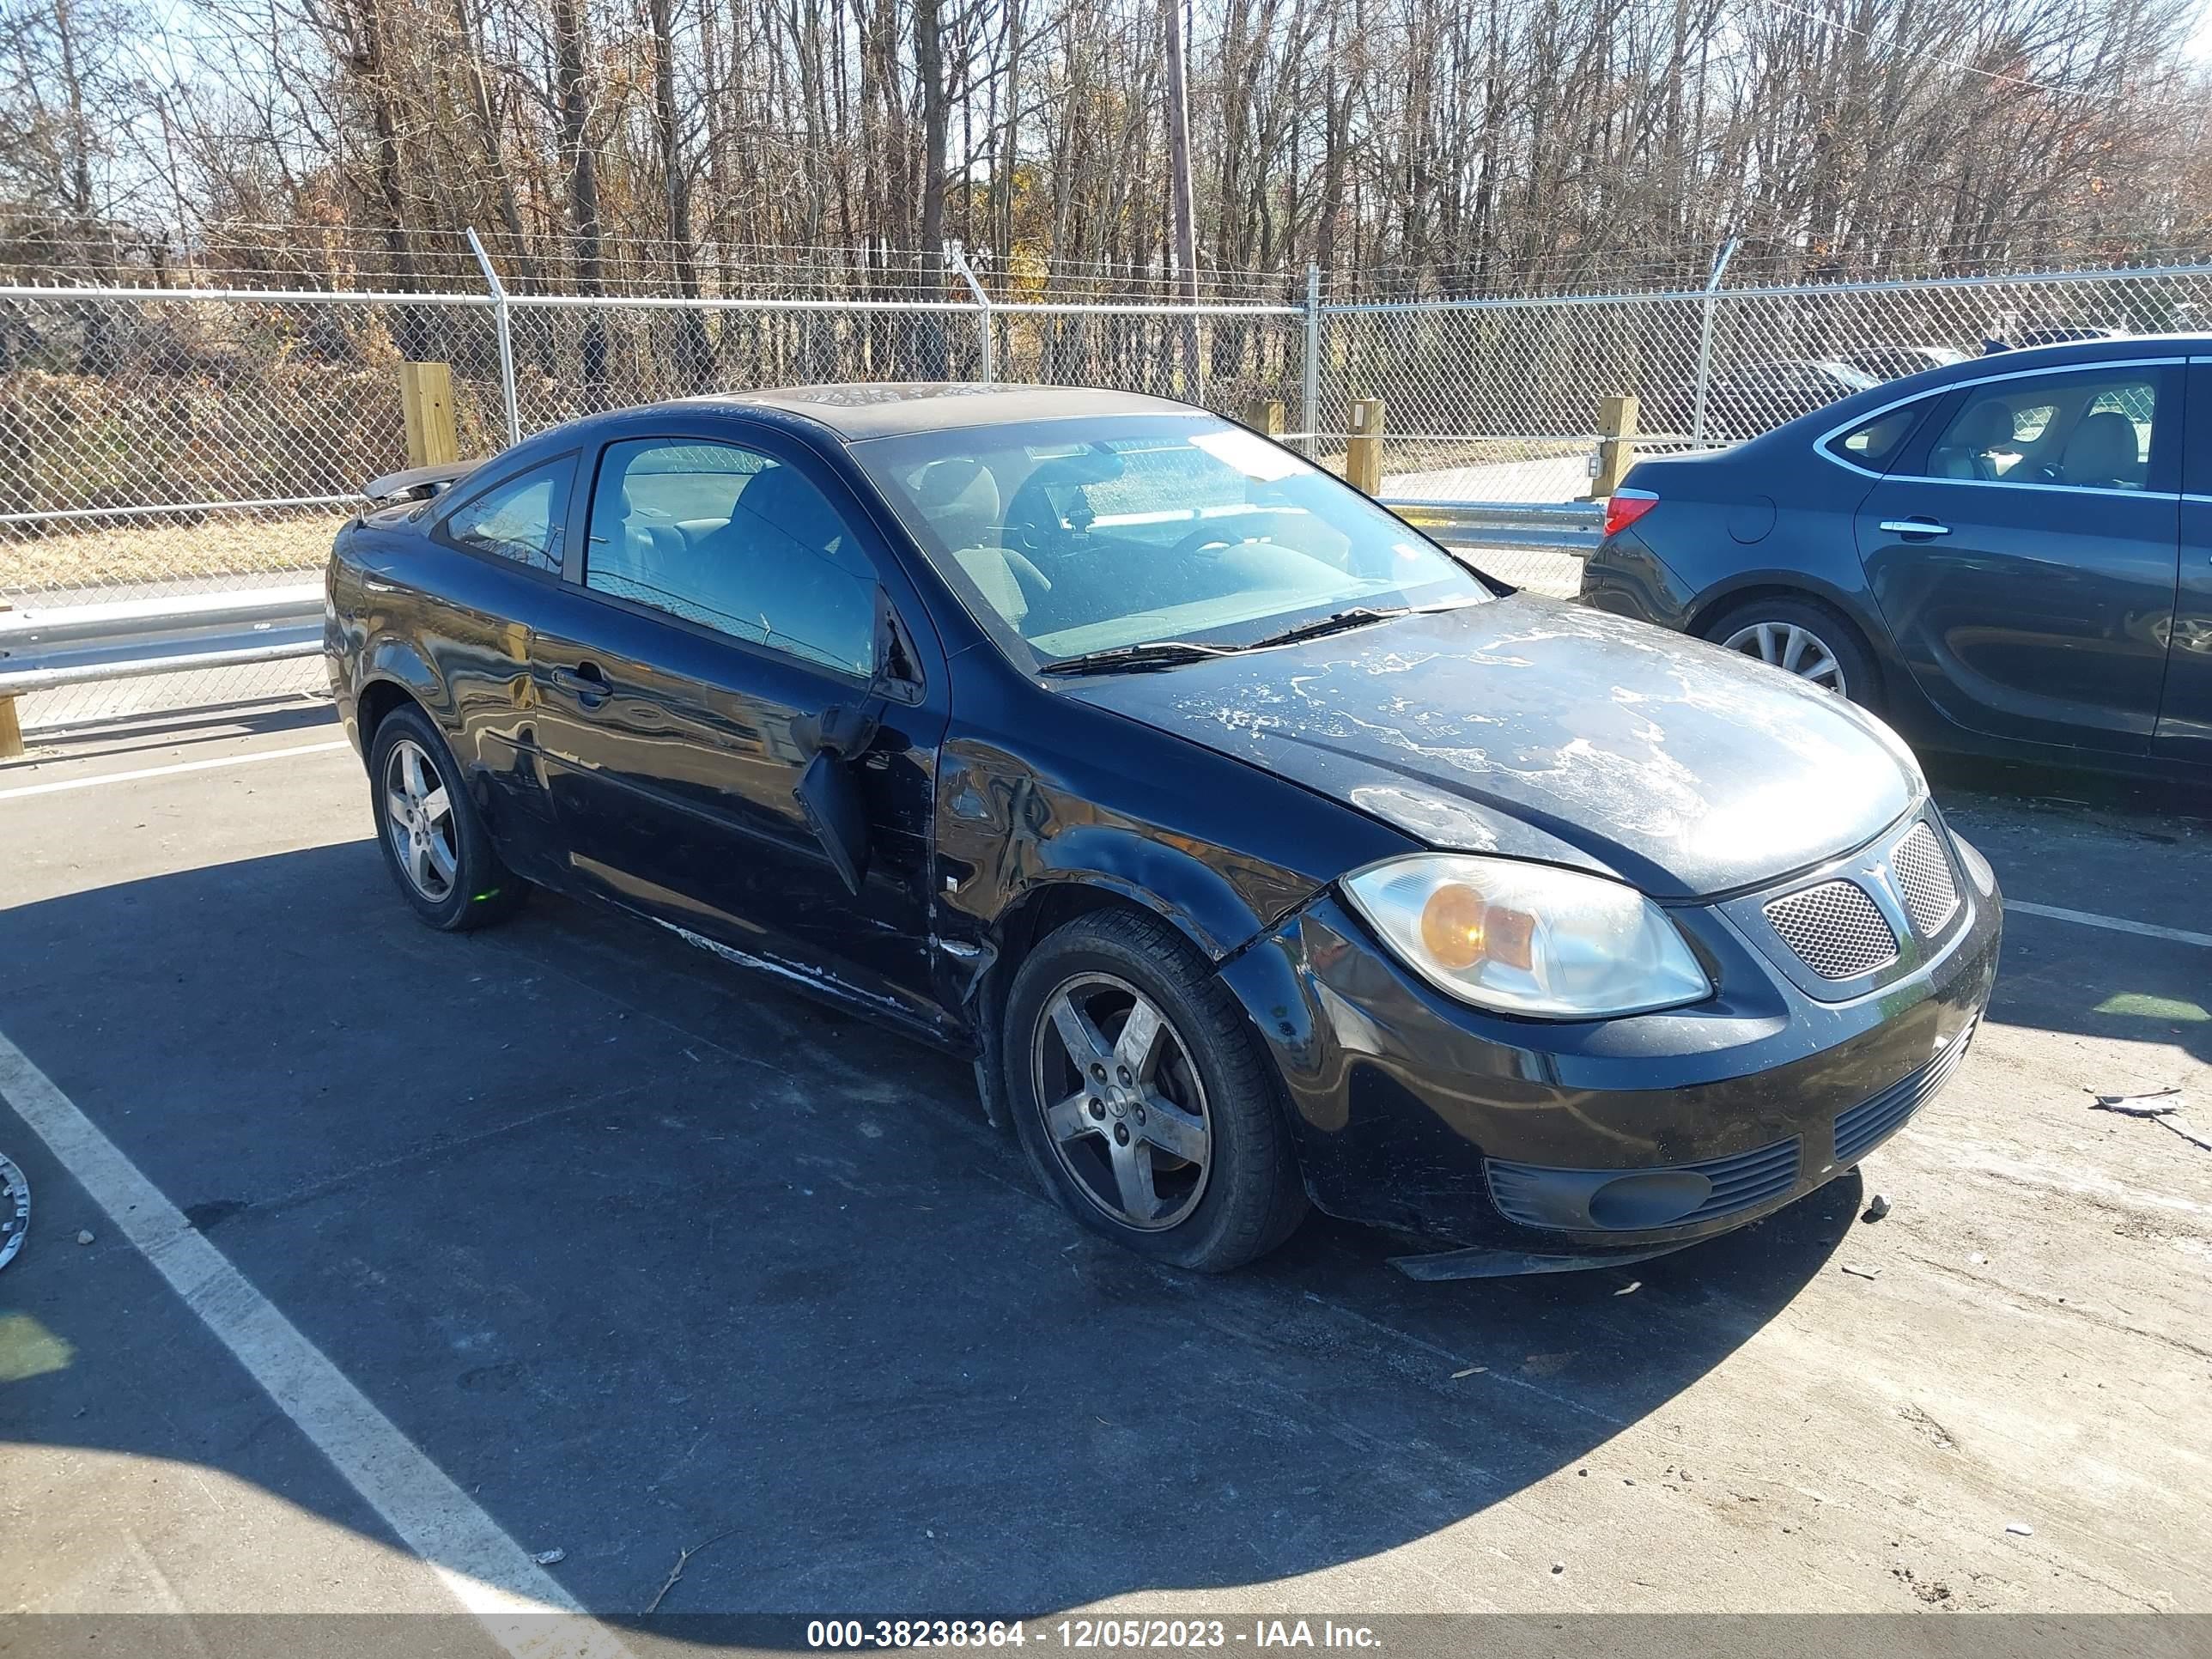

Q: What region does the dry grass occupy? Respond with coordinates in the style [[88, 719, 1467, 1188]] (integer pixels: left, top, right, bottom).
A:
[[1, 512, 346, 599]]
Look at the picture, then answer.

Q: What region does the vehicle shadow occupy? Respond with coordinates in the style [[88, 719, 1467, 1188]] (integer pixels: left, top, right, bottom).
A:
[[0, 841, 1856, 1623], [1928, 756, 2212, 1066]]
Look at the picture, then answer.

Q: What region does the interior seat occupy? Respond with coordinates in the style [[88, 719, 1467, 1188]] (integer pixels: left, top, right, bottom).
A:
[[1928, 401, 2017, 481], [699, 463, 876, 671], [2057, 410, 2143, 489], [911, 457, 1054, 629]]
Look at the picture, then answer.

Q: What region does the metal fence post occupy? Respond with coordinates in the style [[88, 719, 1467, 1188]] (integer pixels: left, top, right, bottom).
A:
[[1303, 264, 1322, 453], [1689, 236, 1740, 443], [466, 226, 521, 447], [945, 241, 994, 384]]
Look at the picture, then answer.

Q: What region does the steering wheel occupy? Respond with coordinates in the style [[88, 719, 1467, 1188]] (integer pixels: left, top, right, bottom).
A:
[[1170, 526, 1247, 560]]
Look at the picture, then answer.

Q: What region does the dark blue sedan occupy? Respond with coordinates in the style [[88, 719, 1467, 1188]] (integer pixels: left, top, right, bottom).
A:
[[1582, 335, 2210, 776]]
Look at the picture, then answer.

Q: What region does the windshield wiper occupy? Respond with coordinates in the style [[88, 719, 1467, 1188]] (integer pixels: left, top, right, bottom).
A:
[[1242, 605, 1412, 651], [1039, 639, 1238, 677]]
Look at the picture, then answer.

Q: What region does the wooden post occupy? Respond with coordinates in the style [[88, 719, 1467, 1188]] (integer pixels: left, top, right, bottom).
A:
[[1590, 393, 1640, 500], [1346, 397, 1385, 495], [400, 361, 459, 469], [0, 600, 19, 761], [1243, 397, 1285, 439]]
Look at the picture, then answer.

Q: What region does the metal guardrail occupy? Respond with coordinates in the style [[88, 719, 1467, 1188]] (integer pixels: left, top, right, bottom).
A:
[[0, 584, 325, 695], [0, 501, 1600, 697], [1382, 499, 1604, 552]]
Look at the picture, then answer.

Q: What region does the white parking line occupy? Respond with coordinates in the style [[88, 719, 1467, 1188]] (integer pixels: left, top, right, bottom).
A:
[[0, 739, 349, 801], [2007, 901, 2212, 951], [0, 1030, 635, 1656]]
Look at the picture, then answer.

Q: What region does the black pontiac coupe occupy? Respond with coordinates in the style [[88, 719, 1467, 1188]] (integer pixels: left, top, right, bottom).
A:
[[327, 385, 2000, 1276]]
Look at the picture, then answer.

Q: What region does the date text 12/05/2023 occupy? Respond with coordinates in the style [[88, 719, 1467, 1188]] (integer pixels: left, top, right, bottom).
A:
[[805, 1620, 1384, 1650]]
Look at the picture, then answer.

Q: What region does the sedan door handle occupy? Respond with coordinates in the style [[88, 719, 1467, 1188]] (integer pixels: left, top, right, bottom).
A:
[[550, 662, 611, 706], [1879, 518, 1952, 538]]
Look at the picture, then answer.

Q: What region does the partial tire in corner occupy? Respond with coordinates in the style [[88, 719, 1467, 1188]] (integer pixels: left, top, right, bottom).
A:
[[1003, 907, 1307, 1272], [366, 702, 529, 931], [1701, 593, 1881, 711]]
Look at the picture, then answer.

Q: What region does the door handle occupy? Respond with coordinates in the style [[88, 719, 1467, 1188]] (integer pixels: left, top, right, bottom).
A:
[[1879, 518, 1952, 538], [551, 662, 611, 706]]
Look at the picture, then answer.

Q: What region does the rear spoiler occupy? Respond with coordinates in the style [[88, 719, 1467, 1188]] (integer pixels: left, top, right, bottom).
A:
[[362, 458, 487, 506]]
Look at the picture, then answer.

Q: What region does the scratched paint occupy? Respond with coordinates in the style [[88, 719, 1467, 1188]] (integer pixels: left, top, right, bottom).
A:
[[1067, 594, 1920, 898]]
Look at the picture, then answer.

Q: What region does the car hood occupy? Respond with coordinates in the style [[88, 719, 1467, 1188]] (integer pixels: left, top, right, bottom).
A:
[[1060, 596, 1922, 900]]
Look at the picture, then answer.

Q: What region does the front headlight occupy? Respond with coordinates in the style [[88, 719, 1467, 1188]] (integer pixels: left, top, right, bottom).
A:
[[1340, 854, 1711, 1019]]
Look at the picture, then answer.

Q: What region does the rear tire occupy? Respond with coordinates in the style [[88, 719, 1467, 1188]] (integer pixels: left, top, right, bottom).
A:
[[1702, 593, 1881, 711], [367, 703, 529, 932], [1003, 908, 1307, 1272]]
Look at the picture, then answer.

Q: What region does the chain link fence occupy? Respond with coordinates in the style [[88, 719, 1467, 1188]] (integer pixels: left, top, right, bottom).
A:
[[7, 252, 2210, 737]]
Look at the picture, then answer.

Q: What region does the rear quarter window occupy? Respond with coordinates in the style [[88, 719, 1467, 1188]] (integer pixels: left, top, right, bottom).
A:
[[1820, 399, 1934, 471]]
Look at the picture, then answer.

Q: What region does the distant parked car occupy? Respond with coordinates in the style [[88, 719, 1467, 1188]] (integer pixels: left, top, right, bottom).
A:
[[1983, 325, 2128, 354], [1655, 358, 1880, 439], [1583, 335, 2209, 779], [1838, 344, 1970, 381]]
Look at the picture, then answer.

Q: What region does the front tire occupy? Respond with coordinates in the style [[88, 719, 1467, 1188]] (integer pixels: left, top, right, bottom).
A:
[[1003, 908, 1307, 1272], [367, 703, 528, 931]]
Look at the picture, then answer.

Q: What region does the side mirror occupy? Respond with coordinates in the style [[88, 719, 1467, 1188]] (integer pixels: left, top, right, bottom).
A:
[[795, 749, 871, 896], [789, 590, 920, 896], [790, 699, 880, 897]]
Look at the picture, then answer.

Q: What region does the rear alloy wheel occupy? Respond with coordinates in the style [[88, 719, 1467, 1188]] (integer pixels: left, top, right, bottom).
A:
[[1705, 596, 1879, 709], [367, 703, 528, 932], [384, 736, 459, 904], [1004, 908, 1306, 1272]]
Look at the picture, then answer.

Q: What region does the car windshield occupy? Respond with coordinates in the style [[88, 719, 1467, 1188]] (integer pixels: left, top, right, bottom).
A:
[[852, 415, 1489, 668], [1816, 361, 1883, 392]]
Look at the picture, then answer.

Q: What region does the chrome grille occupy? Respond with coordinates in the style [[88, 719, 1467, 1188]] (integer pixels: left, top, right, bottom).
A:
[[1764, 879, 1899, 980], [1891, 823, 1960, 938]]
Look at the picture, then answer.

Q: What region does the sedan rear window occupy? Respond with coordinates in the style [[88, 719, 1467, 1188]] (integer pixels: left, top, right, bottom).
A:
[[854, 416, 1488, 666]]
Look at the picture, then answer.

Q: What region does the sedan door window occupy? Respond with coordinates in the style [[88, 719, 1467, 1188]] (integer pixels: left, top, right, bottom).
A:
[[583, 438, 879, 678], [1920, 372, 2160, 489]]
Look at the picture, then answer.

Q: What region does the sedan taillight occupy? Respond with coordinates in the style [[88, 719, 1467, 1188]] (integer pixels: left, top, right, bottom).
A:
[[1603, 488, 1659, 538]]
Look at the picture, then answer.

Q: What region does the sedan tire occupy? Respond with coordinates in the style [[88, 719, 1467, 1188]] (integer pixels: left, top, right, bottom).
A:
[[1004, 908, 1308, 1272], [368, 702, 530, 932], [1703, 594, 1880, 709]]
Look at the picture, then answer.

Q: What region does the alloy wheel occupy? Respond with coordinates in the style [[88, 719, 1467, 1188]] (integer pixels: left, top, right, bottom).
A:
[[382, 737, 459, 902], [1030, 972, 1213, 1231], [1720, 619, 1848, 696]]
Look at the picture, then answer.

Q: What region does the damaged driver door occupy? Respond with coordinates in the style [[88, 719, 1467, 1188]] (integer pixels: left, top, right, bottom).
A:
[[529, 426, 951, 1030]]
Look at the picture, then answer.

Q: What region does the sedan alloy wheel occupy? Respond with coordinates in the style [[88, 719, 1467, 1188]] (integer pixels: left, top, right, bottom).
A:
[[383, 736, 460, 902], [1720, 618, 1849, 696]]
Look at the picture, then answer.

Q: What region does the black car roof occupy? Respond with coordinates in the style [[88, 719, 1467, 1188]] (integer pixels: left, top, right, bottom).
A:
[[674, 383, 1208, 441]]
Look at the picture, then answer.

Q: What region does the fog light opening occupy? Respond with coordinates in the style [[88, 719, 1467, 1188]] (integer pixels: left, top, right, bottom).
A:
[[1587, 1170, 1714, 1230]]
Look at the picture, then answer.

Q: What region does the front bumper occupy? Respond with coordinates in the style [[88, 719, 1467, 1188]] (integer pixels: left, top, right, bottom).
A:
[[1218, 822, 2002, 1259]]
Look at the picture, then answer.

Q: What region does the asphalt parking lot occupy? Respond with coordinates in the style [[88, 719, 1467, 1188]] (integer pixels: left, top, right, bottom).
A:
[[2, 687, 2209, 1632]]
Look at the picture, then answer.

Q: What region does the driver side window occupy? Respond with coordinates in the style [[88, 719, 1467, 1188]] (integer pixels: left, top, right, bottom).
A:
[[583, 437, 880, 678]]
